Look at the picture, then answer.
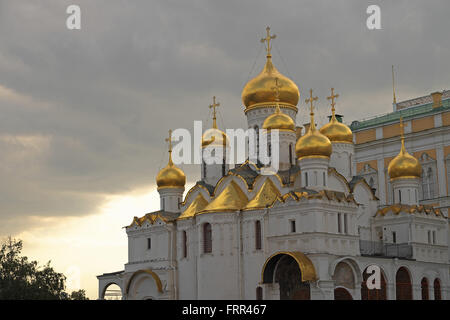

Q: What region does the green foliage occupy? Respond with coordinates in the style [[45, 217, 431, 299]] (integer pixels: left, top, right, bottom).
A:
[[0, 237, 88, 300]]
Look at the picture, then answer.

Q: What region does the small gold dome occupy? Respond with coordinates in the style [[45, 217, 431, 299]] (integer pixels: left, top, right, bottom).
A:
[[296, 126, 332, 160], [388, 141, 421, 180], [201, 128, 229, 148], [242, 56, 299, 109], [296, 90, 332, 160], [262, 105, 295, 131], [156, 160, 186, 189], [320, 115, 353, 143]]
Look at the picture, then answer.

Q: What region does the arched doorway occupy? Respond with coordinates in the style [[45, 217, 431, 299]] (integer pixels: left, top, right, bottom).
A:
[[361, 267, 387, 300], [261, 251, 317, 300], [396, 267, 412, 300], [334, 287, 353, 300], [332, 262, 355, 300], [103, 283, 123, 300], [433, 279, 441, 300], [421, 278, 429, 300], [126, 270, 163, 300]]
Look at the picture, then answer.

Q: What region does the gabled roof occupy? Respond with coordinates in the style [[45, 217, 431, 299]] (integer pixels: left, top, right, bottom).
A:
[[244, 178, 281, 211], [198, 180, 249, 214], [177, 193, 209, 220]]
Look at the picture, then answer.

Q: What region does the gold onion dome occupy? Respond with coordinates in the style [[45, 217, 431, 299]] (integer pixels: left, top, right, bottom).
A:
[[156, 130, 186, 189], [296, 90, 332, 160], [262, 78, 295, 131], [241, 27, 299, 109], [202, 96, 229, 148], [388, 118, 421, 180], [319, 88, 353, 143]]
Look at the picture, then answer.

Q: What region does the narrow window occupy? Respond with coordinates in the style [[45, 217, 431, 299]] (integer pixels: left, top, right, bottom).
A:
[[305, 172, 308, 187], [428, 230, 431, 244], [182, 231, 187, 258], [344, 214, 348, 234], [147, 238, 151, 250], [256, 287, 263, 300], [392, 231, 397, 244], [434, 279, 441, 300], [255, 221, 262, 250], [323, 172, 326, 186], [398, 190, 402, 203], [337, 213, 342, 233], [432, 231, 436, 244], [290, 220, 296, 233], [203, 223, 212, 253], [202, 160, 206, 179], [289, 144, 293, 165]]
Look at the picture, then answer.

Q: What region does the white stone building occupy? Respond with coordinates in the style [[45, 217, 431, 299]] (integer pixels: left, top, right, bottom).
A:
[[97, 30, 449, 300]]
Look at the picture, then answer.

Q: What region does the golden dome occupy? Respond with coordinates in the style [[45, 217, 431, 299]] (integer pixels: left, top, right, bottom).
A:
[[201, 128, 228, 148], [262, 104, 295, 131], [388, 134, 421, 180], [156, 130, 186, 189], [319, 89, 353, 143], [242, 55, 299, 109], [202, 96, 229, 148], [296, 90, 332, 160]]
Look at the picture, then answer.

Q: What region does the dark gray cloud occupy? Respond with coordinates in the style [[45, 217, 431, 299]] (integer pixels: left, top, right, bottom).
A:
[[0, 0, 449, 232]]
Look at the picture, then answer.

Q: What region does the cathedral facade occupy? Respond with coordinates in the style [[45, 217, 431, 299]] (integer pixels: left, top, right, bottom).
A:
[[97, 29, 450, 300]]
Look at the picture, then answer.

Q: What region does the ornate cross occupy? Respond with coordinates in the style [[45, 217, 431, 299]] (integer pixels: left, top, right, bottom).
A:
[[272, 77, 282, 102], [261, 26, 276, 57], [305, 89, 318, 114], [209, 96, 220, 128], [327, 88, 339, 114], [165, 129, 173, 153]]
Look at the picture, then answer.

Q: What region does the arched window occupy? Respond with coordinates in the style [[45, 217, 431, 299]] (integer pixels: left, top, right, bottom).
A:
[[255, 220, 262, 250], [182, 230, 187, 258], [202, 160, 206, 179], [304, 172, 308, 187], [434, 278, 441, 300], [289, 144, 293, 165], [203, 223, 212, 253], [361, 267, 387, 300], [422, 167, 435, 200], [396, 267, 412, 300], [254, 125, 259, 161], [421, 278, 429, 300], [256, 286, 263, 300]]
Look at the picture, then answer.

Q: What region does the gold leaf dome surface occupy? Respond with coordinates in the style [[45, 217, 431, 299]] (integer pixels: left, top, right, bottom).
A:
[[262, 106, 295, 131], [156, 161, 186, 189], [320, 116, 353, 143], [201, 128, 229, 148], [388, 141, 421, 180], [241, 56, 299, 109]]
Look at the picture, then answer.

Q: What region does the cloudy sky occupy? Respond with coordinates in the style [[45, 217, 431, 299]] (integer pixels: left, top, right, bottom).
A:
[[0, 0, 449, 298]]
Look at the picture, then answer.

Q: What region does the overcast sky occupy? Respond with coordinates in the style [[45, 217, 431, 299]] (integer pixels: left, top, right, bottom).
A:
[[0, 0, 449, 298]]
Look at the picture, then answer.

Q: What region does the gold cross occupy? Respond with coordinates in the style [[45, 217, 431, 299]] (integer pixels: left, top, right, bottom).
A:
[[327, 88, 339, 112], [272, 77, 282, 102], [305, 89, 318, 115], [165, 129, 173, 153], [260, 26, 276, 57], [209, 96, 220, 128]]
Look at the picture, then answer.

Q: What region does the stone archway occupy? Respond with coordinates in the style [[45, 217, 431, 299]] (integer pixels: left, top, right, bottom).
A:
[[101, 282, 123, 300], [361, 267, 387, 300], [126, 270, 163, 300], [261, 251, 317, 300], [334, 287, 353, 300]]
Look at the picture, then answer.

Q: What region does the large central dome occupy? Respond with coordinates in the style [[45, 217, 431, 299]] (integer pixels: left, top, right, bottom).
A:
[[241, 55, 300, 109]]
